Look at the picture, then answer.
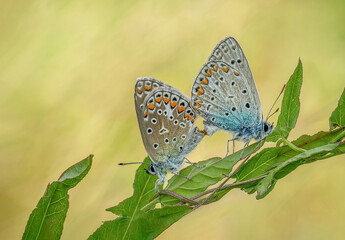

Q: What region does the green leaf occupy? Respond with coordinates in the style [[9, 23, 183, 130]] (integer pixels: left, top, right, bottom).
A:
[[89, 157, 190, 240], [107, 157, 156, 216], [329, 88, 345, 129], [208, 128, 345, 203], [255, 143, 338, 199], [159, 142, 261, 206], [89, 206, 190, 240], [267, 59, 303, 142], [235, 129, 342, 182], [22, 155, 93, 240]]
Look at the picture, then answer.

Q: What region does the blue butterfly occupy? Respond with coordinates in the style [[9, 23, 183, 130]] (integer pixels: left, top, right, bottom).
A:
[[133, 77, 205, 191], [191, 37, 273, 155]]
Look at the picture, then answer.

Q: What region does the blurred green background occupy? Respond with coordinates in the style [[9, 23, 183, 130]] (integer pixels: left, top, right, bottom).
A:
[[1, 0, 344, 239]]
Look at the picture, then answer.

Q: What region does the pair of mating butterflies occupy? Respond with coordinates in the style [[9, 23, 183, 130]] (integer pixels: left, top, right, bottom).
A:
[[134, 36, 273, 190]]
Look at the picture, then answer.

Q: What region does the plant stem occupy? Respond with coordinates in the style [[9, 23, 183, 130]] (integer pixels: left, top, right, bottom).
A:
[[158, 190, 199, 205], [189, 176, 266, 201], [279, 138, 305, 152]]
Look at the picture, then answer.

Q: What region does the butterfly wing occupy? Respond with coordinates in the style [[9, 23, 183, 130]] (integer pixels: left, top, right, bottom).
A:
[[135, 79, 198, 164], [134, 77, 169, 117], [207, 36, 263, 121], [191, 61, 259, 132]]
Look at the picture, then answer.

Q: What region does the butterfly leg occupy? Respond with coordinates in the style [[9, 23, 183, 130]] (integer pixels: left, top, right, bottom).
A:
[[155, 172, 167, 192], [239, 142, 249, 159], [184, 157, 204, 168], [225, 138, 237, 158], [232, 140, 236, 154]]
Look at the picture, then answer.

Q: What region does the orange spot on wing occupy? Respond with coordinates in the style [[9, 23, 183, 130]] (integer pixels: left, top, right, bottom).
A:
[[184, 113, 189, 118], [197, 86, 204, 95], [143, 110, 148, 117], [170, 101, 177, 108], [145, 86, 152, 91], [200, 78, 208, 85], [137, 89, 143, 94], [211, 66, 218, 71], [191, 119, 195, 123], [163, 98, 170, 104], [233, 71, 239, 76], [221, 67, 229, 73], [147, 103, 155, 110], [178, 106, 185, 113], [194, 103, 201, 108], [156, 97, 162, 103], [204, 69, 211, 77], [188, 115, 193, 120]]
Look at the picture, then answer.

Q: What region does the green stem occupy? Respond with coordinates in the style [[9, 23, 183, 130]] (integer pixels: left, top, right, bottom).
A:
[[279, 138, 305, 152], [330, 129, 345, 143]]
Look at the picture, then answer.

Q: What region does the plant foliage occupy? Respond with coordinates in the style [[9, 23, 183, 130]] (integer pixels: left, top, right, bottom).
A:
[[22, 60, 345, 240], [22, 155, 93, 240]]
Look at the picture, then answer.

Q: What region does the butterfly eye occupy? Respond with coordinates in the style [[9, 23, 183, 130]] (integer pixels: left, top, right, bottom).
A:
[[150, 164, 155, 172], [264, 123, 269, 132]]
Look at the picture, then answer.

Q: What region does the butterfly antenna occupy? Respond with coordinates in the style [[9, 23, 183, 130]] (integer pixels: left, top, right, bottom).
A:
[[266, 84, 285, 121], [118, 162, 150, 166], [267, 108, 279, 120]]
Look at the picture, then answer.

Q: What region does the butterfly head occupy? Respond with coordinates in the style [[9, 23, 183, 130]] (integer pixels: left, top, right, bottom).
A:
[[261, 121, 273, 139], [146, 163, 157, 175]]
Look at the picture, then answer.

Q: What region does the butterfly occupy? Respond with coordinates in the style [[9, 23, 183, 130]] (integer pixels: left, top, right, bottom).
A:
[[134, 77, 205, 191], [191, 36, 273, 155]]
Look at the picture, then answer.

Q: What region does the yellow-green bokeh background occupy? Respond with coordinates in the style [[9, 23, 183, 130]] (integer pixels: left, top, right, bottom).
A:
[[1, 1, 344, 239]]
